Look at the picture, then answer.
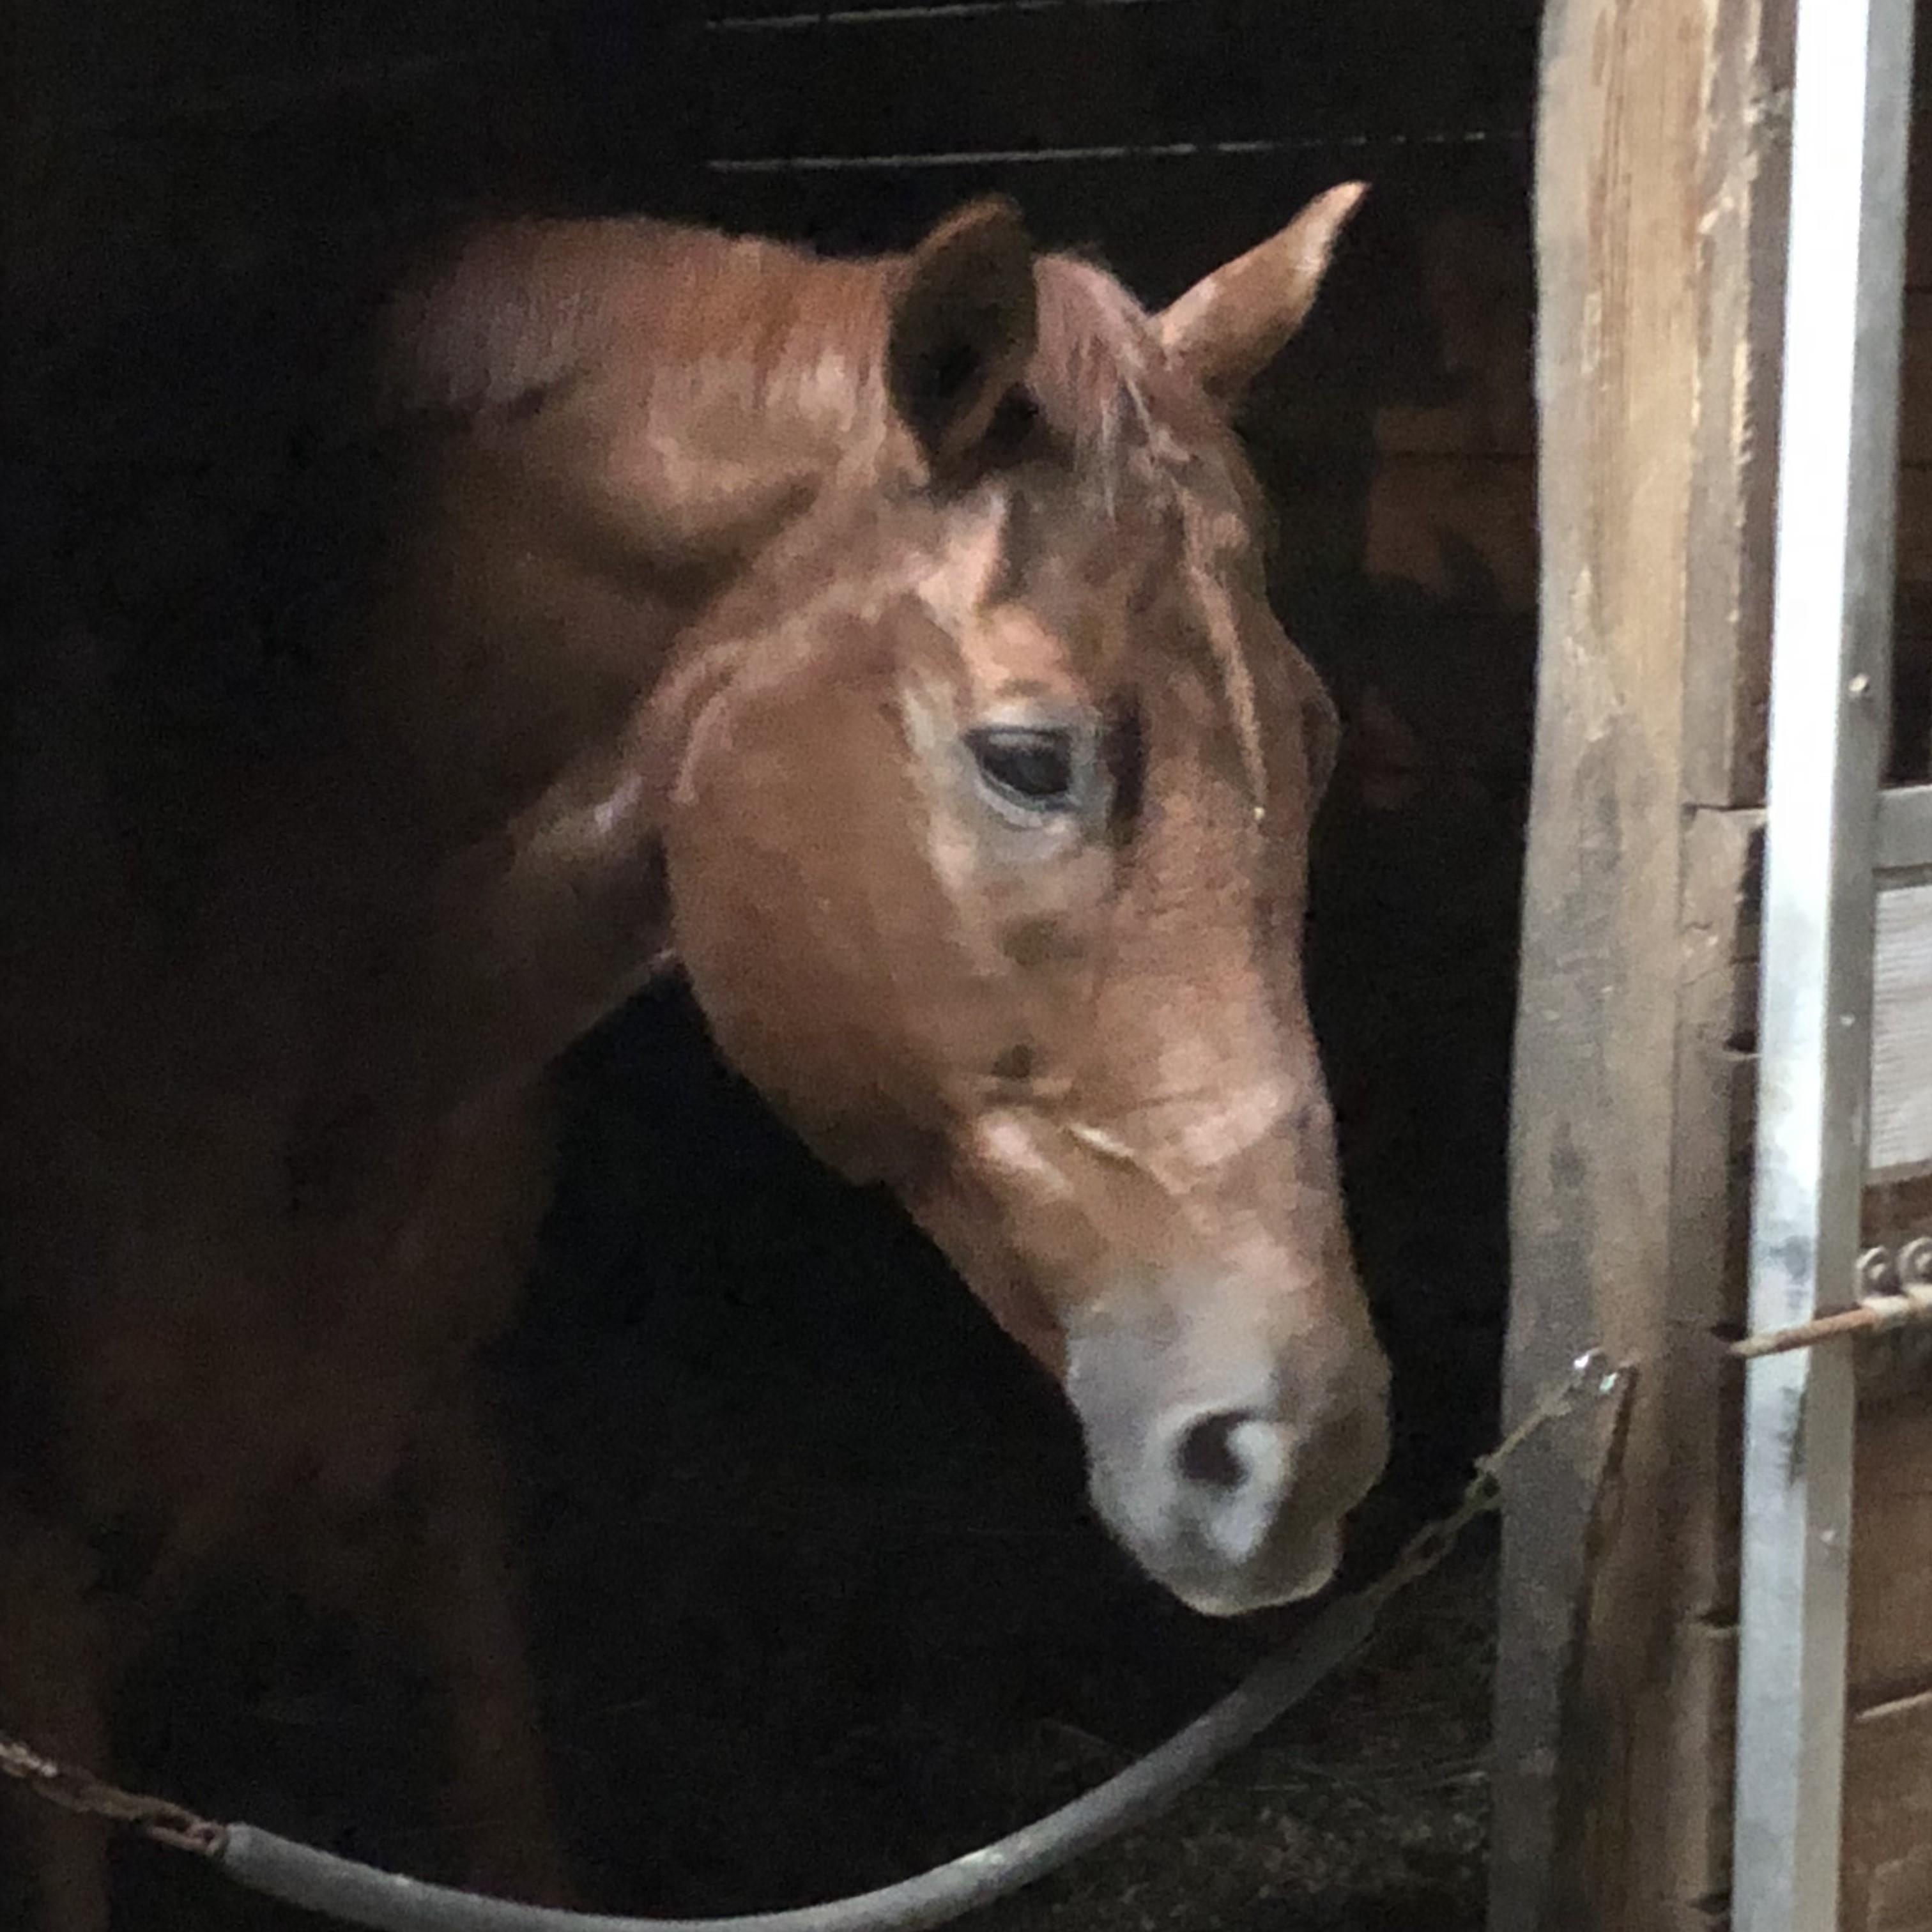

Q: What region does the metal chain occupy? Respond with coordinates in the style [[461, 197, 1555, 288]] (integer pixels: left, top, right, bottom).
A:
[[1367, 1346, 1630, 1606], [0, 1729, 224, 1857], [0, 1347, 1629, 1928]]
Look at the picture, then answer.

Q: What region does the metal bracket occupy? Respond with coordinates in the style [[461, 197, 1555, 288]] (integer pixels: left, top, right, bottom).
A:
[[1733, 1236, 1932, 1358]]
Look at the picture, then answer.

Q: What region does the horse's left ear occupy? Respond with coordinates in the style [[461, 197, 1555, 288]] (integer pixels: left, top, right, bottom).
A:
[[1156, 183, 1368, 406], [887, 197, 1039, 473]]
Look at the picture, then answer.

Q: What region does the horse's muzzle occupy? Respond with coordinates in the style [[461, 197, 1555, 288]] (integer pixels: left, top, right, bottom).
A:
[[1063, 1291, 1390, 1616]]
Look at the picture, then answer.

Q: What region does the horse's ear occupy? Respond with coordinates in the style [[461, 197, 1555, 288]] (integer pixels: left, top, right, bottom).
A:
[[887, 197, 1039, 473], [1155, 183, 1367, 406]]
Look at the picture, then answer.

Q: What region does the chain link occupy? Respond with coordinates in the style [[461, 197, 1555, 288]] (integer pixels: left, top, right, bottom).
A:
[[0, 1730, 224, 1856], [1367, 1347, 1632, 1606]]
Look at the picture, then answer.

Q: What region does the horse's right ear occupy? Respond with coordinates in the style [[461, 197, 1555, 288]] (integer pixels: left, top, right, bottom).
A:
[[1155, 183, 1367, 406], [887, 198, 1039, 475]]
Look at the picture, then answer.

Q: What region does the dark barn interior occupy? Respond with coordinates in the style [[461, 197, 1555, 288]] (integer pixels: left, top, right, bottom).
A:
[[5, 3, 1543, 1927]]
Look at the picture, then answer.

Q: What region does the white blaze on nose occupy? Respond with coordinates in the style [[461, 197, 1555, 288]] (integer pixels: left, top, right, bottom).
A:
[[1063, 1264, 1376, 1616]]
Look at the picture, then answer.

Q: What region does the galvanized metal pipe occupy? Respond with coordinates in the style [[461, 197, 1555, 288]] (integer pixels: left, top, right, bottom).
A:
[[1733, 1, 1915, 1929]]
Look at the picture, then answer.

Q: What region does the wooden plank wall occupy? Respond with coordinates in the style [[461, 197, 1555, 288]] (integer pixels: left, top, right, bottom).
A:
[[1506, 3, 1932, 1931], [1494, 2, 1790, 1930], [1844, 1176, 1932, 1932]]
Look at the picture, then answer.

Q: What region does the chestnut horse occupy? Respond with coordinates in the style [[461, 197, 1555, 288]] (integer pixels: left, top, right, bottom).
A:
[[0, 185, 1386, 1929]]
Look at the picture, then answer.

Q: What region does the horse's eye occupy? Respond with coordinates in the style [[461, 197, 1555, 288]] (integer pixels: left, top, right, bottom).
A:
[[966, 725, 1078, 811]]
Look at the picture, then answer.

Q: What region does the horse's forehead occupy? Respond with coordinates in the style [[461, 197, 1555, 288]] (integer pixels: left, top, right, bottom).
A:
[[1002, 470, 1186, 608], [958, 604, 1086, 707], [894, 457, 1285, 747], [917, 485, 1174, 670], [912, 489, 1011, 634]]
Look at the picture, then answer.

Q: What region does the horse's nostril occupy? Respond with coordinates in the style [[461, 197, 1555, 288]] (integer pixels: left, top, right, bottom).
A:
[[1175, 1410, 1257, 1493], [1165, 1408, 1294, 1570]]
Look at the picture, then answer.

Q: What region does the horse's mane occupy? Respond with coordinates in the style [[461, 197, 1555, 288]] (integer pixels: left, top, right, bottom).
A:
[[398, 216, 1263, 521]]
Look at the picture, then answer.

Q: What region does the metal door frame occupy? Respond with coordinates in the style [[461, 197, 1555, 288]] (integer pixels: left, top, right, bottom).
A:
[[1734, 1, 1917, 1928]]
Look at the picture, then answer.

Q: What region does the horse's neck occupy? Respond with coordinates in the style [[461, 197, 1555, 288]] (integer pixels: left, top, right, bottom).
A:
[[624, 218, 887, 363], [293, 218, 898, 1114], [605, 222, 891, 464], [371, 221, 888, 852]]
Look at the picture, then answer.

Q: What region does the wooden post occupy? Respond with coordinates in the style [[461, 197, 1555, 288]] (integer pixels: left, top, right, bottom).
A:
[[1491, 1, 1794, 1928]]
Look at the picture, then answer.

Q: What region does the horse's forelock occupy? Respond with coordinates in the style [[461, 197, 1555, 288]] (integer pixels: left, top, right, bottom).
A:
[[1027, 256, 1277, 811]]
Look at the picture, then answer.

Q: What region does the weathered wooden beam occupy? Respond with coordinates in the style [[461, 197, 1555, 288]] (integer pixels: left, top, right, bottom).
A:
[[1491, 0, 1794, 1926]]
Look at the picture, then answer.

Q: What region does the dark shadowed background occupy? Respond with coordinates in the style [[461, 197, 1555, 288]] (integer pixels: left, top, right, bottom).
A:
[[4, 3, 1543, 1925]]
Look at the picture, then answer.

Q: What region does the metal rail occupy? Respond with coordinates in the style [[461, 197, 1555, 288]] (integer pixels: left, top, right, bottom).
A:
[[1733, 1, 1916, 1930]]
